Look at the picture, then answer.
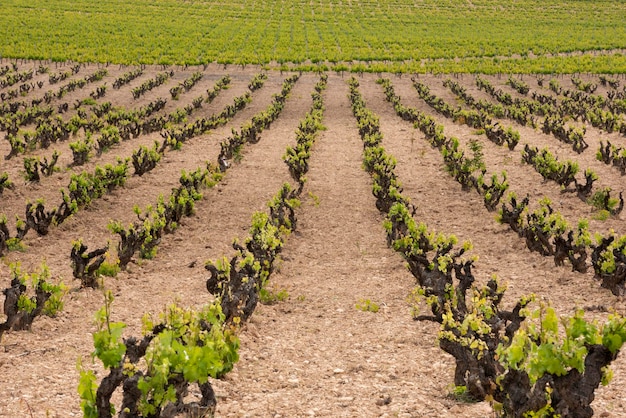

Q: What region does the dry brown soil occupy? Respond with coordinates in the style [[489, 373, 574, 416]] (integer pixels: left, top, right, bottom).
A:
[[0, 63, 625, 417]]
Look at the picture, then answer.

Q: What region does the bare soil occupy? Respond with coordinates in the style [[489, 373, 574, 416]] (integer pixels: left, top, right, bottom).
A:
[[0, 63, 625, 417]]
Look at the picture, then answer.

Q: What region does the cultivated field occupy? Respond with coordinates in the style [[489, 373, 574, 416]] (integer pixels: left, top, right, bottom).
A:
[[1, 0, 626, 73], [2, 1, 626, 417], [0, 61, 625, 417]]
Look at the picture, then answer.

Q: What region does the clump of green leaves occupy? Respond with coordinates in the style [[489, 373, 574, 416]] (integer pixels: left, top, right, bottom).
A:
[[447, 385, 478, 403], [495, 303, 626, 416], [97, 260, 120, 278], [307, 191, 321, 206], [6, 237, 26, 252], [356, 298, 380, 313], [0, 172, 13, 194], [0, 262, 66, 339], [259, 286, 289, 305], [442, 137, 486, 191], [69, 135, 93, 166], [23, 151, 60, 182], [591, 233, 626, 296], [79, 291, 239, 417], [588, 187, 623, 216], [592, 210, 611, 221]]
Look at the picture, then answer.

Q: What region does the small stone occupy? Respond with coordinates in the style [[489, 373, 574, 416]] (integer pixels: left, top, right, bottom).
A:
[[333, 368, 344, 374]]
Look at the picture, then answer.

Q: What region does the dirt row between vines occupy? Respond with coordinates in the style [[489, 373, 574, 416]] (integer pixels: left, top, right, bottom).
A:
[[0, 67, 625, 417]]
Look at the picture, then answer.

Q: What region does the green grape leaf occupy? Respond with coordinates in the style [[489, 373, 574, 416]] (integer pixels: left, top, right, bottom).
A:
[[602, 333, 623, 354]]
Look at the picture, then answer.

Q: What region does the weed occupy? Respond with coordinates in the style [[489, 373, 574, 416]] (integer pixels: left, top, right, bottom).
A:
[[259, 286, 289, 305], [592, 209, 610, 221], [308, 191, 321, 206], [447, 385, 478, 403], [356, 298, 379, 313]]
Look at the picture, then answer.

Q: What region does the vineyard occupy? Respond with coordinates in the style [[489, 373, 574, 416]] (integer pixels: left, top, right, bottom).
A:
[[0, 60, 625, 417], [2, 1, 626, 74]]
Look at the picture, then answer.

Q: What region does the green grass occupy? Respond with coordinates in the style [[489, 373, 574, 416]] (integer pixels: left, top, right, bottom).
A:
[[1, 0, 626, 72]]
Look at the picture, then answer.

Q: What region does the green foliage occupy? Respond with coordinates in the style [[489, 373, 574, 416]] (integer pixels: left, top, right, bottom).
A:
[[356, 299, 380, 313], [307, 191, 321, 207], [530, 198, 568, 237], [5, 133, 26, 158], [169, 71, 203, 99], [91, 290, 127, 369], [6, 237, 26, 251], [352, 75, 626, 415], [259, 286, 289, 305], [11, 261, 66, 317], [1, 0, 625, 73], [0, 172, 13, 194], [80, 292, 239, 416], [448, 385, 478, 404], [477, 171, 509, 211], [17, 293, 37, 314], [248, 72, 268, 91], [77, 359, 99, 418], [132, 71, 172, 99], [592, 210, 611, 221], [23, 156, 41, 182], [282, 88, 326, 187], [139, 304, 239, 413], [42, 285, 67, 317], [522, 146, 579, 187], [132, 141, 162, 176], [135, 201, 167, 260], [96, 125, 121, 154], [97, 261, 120, 278], [588, 188, 620, 212], [549, 79, 562, 95], [81, 97, 97, 106], [593, 234, 626, 276], [442, 137, 485, 190], [69, 135, 93, 166], [507, 77, 530, 95], [66, 158, 129, 209], [498, 304, 626, 384]]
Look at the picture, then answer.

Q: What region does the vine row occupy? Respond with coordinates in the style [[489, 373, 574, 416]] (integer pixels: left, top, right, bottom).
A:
[[349, 76, 626, 417], [380, 77, 626, 295], [77, 74, 326, 417]]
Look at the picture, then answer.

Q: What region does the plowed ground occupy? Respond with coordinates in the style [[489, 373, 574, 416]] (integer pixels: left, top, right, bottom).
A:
[[0, 63, 625, 417]]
